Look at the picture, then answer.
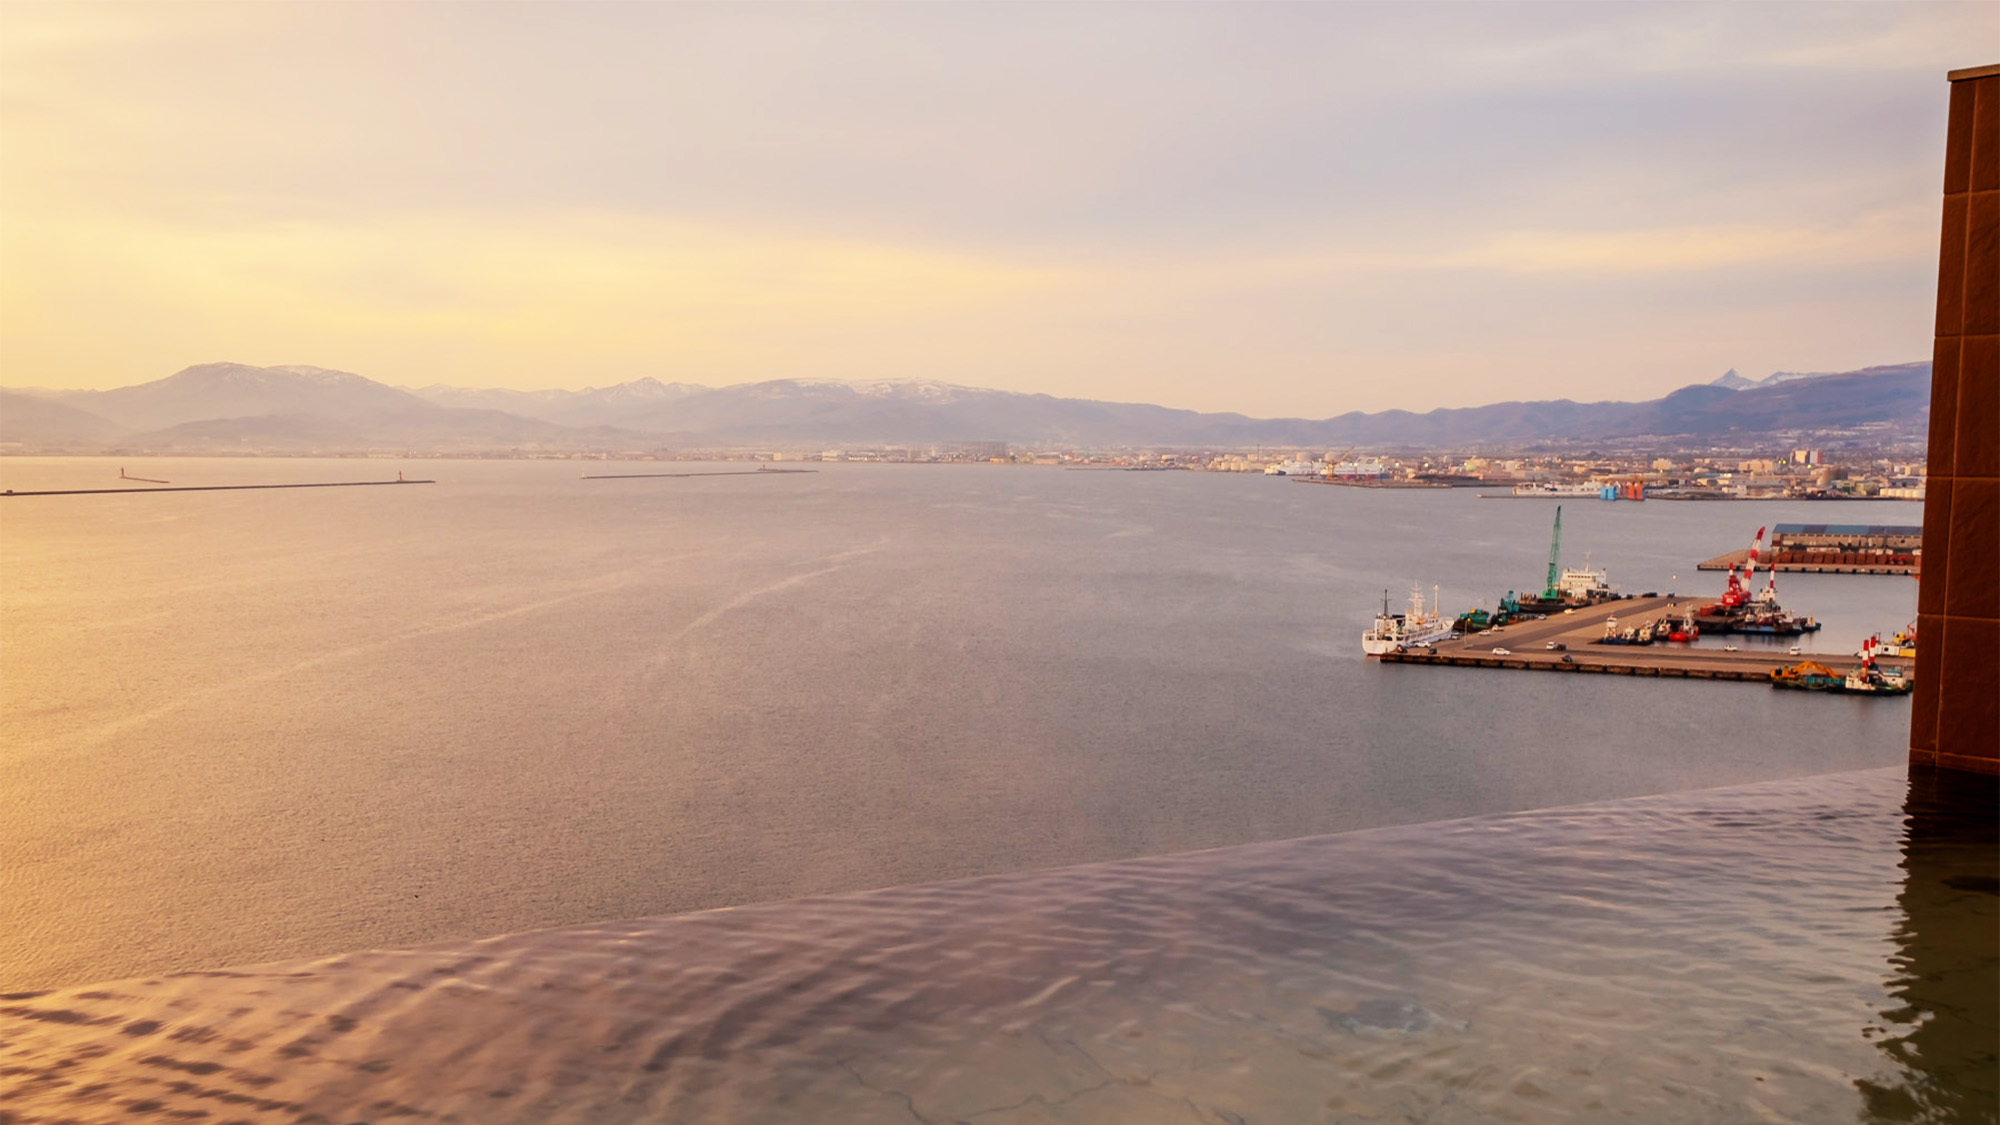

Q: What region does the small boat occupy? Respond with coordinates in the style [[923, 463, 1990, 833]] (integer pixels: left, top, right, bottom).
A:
[[1861, 624, 1917, 659], [1840, 666, 1913, 695], [1841, 637, 1914, 695], [1594, 614, 1662, 646], [1665, 605, 1700, 642]]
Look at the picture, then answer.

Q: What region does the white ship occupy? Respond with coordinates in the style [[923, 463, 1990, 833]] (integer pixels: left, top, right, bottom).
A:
[[1265, 458, 1326, 477], [1556, 563, 1615, 602], [1511, 482, 1603, 497], [1333, 458, 1389, 479], [1362, 583, 1456, 655]]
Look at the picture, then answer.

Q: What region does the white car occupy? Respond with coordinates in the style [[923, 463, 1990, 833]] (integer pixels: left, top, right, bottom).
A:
[[1723, 645, 1739, 652], [1492, 647, 1512, 655], [1788, 646, 1802, 655]]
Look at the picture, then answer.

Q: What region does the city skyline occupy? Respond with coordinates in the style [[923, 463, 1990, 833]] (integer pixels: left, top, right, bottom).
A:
[[2, 2, 1992, 415]]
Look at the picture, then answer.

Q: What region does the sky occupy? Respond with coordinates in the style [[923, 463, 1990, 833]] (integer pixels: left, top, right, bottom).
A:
[[1, 2, 1993, 417]]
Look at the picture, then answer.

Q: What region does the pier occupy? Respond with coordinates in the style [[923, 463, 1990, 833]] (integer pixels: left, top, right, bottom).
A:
[[581, 470, 818, 479], [1694, 548, 1917, 576], [1377, 595, 1910, 683], [1695, 524, 1922, 576], [1, 479, 435, 497]]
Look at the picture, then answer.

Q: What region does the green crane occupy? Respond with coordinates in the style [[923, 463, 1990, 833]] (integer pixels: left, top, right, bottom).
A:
[[1543, 505, 1564, 600]]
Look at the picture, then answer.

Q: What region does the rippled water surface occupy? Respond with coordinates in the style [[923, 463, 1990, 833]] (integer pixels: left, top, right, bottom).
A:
[[1, 458, 1921, 989], [5, 768, 1994, 1123]]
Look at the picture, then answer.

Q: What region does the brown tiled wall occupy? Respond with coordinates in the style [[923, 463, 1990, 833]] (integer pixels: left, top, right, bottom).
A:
[[1912, 66, 2000, 777]]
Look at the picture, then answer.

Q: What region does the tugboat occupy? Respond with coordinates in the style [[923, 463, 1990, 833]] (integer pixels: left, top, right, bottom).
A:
[[1841, 637, 1914, 695], [1861, 622, 1917, 659], [1665, 605, 1700, 643], [1362, 584, 1456, 655], [1595, 615, 1655, 646]]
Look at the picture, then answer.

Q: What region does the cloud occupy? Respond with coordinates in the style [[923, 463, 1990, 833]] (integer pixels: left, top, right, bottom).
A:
[[1442, 210, 1936, 275], [0, 1, 1986, 412]]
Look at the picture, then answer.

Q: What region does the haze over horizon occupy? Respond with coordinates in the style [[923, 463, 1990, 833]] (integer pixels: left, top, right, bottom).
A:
[[2, 2, 1992, 416], [5, 356, 1927, 417]]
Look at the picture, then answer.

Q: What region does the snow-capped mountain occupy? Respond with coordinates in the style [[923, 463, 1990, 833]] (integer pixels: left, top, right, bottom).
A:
[[0, 360, 1932, 452], [405, 377, 711, 427]]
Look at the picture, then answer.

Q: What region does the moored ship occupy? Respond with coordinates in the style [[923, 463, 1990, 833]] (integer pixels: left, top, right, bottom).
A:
[[1333, 457, 1389, 480], [1363, 584, 1455, 655], [1770, 661, 1844, 692], [1771, 638, 1911, 695], [1697, 526, 1820, 636], [1511, 508, 1620, 613], [1510, 482, 1602, 498]]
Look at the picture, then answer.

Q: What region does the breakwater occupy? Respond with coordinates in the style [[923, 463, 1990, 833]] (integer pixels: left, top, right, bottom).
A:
[[581, 470, 818, 479], [1, 479, 434, 497]]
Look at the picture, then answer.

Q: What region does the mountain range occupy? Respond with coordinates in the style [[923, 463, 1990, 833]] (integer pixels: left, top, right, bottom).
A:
[[0, 360, 1930, 453]]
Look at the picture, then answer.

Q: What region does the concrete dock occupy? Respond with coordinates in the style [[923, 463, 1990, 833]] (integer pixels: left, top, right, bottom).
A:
[[1695, 548, 1917, 576], [1377, 595, 1910, 683]]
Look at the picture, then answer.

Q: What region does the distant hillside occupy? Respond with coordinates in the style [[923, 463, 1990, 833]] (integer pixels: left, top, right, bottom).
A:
[[616, 380, 1263, 446], [405, 377, 710, 427], [33, 363, 430, 431], [1314, 362, 1930, 446], [0, 391, 127, 447], [1, 360, 1930, 452], [597, 365, 1929, 446], [120, 407, 655, 454], [4, 365, 657, 453]]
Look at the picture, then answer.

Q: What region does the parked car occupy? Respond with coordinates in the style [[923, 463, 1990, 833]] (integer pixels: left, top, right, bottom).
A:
[[1492, 647, 1512, 655]]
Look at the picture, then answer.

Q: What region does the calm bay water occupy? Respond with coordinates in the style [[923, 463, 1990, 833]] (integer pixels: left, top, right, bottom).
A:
[[1, 458, 1919, 989], [6, 769, 1993, 1123]]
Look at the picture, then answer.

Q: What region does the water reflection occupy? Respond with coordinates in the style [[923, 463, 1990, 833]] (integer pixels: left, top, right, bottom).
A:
[[1858, 769, 1998, 1124], [4, 768, 1994, 1123]]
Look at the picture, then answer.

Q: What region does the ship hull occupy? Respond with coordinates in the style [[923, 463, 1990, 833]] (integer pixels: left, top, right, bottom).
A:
[[1361, 621, 1454, 656]]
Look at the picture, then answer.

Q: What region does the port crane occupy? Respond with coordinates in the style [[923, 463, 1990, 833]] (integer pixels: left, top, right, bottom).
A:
[[1494, 505, 1565, 619], [1542, 505, 1564, 600], [1717, 526, 1767, 609]]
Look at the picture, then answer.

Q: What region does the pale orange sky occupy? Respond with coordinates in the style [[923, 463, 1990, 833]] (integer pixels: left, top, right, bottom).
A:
[[1, 2, 1992, 415]]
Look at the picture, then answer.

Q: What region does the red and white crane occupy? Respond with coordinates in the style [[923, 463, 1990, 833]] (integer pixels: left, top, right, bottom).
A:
[[1718, 525, 1767, 609]]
